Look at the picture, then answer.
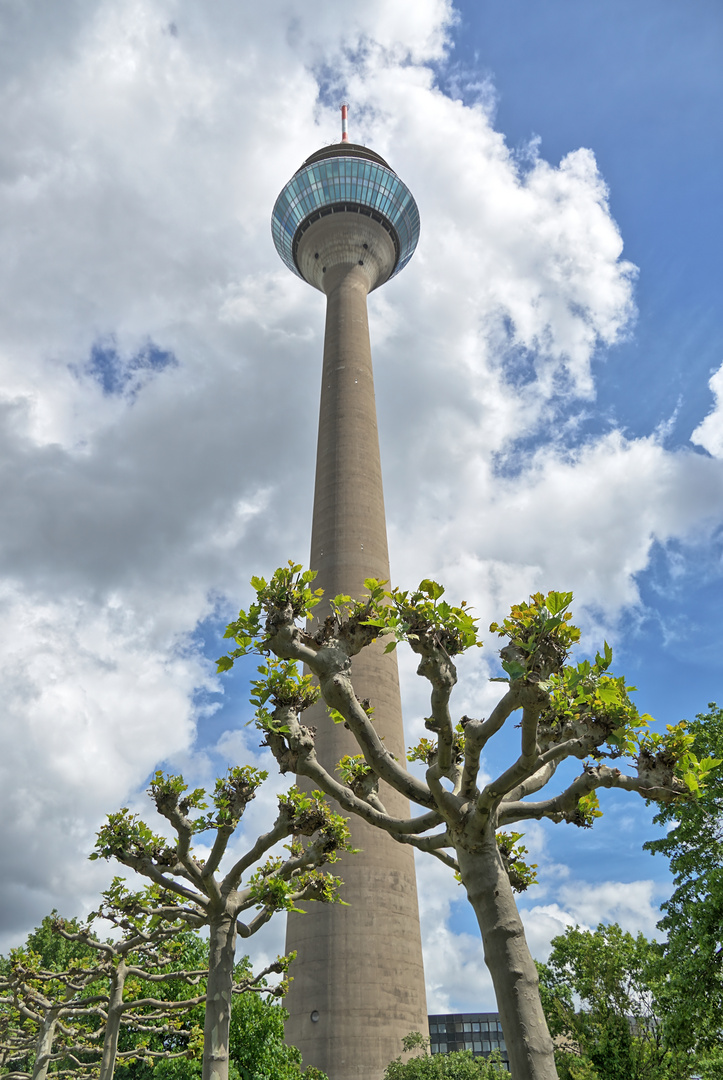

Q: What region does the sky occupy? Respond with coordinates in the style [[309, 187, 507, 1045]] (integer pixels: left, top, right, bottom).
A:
[[1, 0, 723, 1016]]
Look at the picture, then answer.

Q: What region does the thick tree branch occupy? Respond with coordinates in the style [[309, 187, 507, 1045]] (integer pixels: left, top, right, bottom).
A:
[[317, 668, 436, 807], [262, 702, 443, 836], [264, 626, 436, 809], [298, 740, 444, 836], [237, 908, 273, 939], [122, 966, 206, 985], [460, 686, 524, 798], [113, 856, 208, 910], [502, 759, 559, 803], [117, 992, 206, 1013], [394, 837, 459, 871], [201, 825, 234, 880], [426, 764, 466, 819], [264, 623, 320, 668], [157, 806, 215, 906], [221, 816, 291, 894], [409, 637, 458, 775], [477, 689, 550, 815], [498, 762, 687, 826]]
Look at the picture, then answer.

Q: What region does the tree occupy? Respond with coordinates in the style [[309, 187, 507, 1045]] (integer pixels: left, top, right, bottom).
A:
[[1, 913, 320, 1080], [537, 923, 683, 1080], [383, 1032, 507, 1080], [228, 992, 326, 1080], [0, 941, 103, 1080], [644, 703, 723, 1070], [92, 766, 352, 1080], [117, 960, 326, 1080], [0, 893, 212, 1080], [55, 883, 207, 1080], [218, 565, 718, 1080], [111, 927, 210, 1079]]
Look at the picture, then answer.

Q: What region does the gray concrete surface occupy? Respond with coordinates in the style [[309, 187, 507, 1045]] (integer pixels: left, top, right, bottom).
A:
[[283, 212, 428, 1080]]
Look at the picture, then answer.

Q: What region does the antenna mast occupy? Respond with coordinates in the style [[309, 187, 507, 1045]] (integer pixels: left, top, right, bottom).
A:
[[341, 102, 349, 142]]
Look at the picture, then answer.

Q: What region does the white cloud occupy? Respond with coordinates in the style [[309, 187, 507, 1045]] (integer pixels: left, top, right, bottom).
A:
[[415, 852, 496, 1012], [430, 432, 723, 624], [519, 877, 664, 970], [0, 581, 207, 948], [691, 362, 723, 457], [519, 905, 580, 961], [556, 879, 663, 937]]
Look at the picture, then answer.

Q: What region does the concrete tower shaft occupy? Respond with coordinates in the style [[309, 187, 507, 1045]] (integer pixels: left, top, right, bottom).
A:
[[272, 132, 426, 1080]]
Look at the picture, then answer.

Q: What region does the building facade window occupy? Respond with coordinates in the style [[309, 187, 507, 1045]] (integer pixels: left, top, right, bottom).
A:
[[427, 1014, 510, 1072]]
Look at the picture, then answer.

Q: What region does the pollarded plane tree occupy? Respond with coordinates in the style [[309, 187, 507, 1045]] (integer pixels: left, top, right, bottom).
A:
[[219, 565, 718, 1080], [92, 765, 352, 1080], [54, 883, 212, 1080], [1, 885, 218, 1080], [0, 950, 103, 1080]]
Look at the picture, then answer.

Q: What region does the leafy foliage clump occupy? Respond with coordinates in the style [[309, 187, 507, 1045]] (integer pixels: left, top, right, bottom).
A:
[[383, 1033, 508, 1080], [644, 703, 723, 1067]]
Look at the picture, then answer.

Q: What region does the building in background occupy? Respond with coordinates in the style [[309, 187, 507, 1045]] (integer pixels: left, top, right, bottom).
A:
[[429, 1014, 510, 1072], [271, 109, 428, 1080]]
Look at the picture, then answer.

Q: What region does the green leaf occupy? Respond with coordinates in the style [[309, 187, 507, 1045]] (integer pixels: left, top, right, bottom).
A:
[[418, 578, 445, 601], [545, 591, 574, 615], [597, 682, 620, 705], [501, 659, 526, 681]]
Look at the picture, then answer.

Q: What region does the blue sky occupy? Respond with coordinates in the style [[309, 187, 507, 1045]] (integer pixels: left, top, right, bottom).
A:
[[1, 0, 722, 1015], [450, 1, 723, 450], [447, 0, 723, 721]]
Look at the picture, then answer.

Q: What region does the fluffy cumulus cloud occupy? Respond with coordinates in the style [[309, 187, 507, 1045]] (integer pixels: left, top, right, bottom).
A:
[[415, 853, 495, 1012], [0, 582, 206, 948], [1, 0, 722, 992], [692, 362, 723, 458]]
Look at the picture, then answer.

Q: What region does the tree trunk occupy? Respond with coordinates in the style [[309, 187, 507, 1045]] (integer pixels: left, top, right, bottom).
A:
[[31, 1006, 60, 1080], [203, 913, 237, 1080], [456, 837, 558, 1080], [99, 960, 126, 1080]]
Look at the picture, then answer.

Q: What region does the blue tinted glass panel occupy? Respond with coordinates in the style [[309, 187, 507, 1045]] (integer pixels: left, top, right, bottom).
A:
[[271, 154, 420, 280]]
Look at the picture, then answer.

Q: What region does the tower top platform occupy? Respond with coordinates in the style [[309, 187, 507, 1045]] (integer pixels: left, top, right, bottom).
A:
[[271, 142, 420, 284], [300, 142, 392, 169]]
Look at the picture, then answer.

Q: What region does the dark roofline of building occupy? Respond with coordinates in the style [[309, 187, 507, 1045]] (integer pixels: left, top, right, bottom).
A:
[[299, 142, 393, 173]]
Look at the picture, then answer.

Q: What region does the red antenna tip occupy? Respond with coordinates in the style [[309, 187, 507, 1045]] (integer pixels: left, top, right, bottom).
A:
[[340, 103, 349, 142]]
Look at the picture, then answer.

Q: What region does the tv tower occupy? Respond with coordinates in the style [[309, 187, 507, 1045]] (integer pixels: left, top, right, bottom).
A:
[[271, 107, 428, 1080]]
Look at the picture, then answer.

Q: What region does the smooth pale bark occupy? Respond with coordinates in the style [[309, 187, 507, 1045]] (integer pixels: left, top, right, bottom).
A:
[[31, 1006, 60, 1080], [456, 836, 558, 1080], [99, 960, 127, 1080], [203, 915, 237, 1080]]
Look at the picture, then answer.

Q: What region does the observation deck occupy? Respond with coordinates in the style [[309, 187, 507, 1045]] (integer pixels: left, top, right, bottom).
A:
[[271, 142, 420, 286]]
